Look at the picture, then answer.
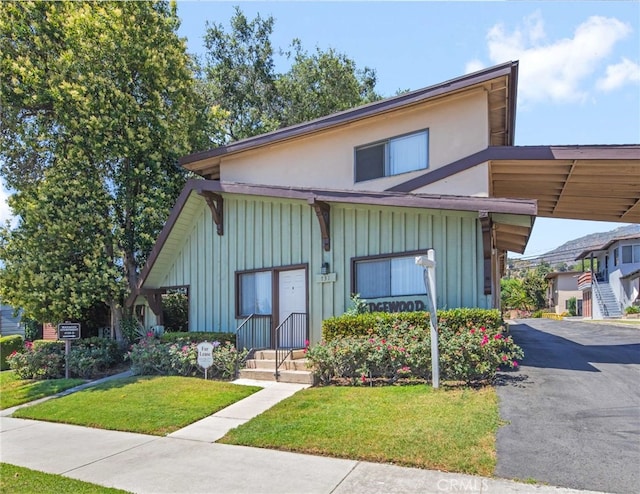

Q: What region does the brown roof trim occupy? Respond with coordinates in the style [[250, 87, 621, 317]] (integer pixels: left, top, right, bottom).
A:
[[135, 179, 537, 290], [179, 61, 519, 167], [574, 234, 640, 261], [388, 145, 640, 193]]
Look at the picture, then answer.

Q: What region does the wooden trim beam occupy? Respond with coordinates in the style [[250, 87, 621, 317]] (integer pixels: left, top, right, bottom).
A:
[[198, 191, 224, 235], [309, 199, 331, 251], [479, 211, 492, 295]]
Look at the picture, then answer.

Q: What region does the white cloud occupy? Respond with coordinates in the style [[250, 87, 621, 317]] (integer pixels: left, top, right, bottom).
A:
[[596, 58, 640, 91], [465, 59, 485, 74], [478, 12, 632, 105]]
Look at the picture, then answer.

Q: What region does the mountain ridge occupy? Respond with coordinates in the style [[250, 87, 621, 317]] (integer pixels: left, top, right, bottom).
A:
[[539, 223, 640, 265]]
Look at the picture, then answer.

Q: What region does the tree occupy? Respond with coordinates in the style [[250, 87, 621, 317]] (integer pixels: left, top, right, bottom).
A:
[[203, 6, 280, 141], [276, 40, 380, 127], [202, 7, 380, 142], [0, 1, 200, 336], [500, 278, 529, 311]]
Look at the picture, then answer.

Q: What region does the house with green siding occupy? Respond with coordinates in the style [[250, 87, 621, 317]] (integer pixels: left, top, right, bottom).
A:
[[132, 62, 538, 350]]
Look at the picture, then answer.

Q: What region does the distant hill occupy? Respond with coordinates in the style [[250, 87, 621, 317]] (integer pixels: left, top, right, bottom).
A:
[[509, 223, 640, 271], [541, 224, 640, 264]]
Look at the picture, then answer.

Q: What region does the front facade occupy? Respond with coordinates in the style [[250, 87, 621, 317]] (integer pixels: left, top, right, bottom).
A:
[[545, 272, 583, 315], [132, 60, 639, 346], [577, 235, 640, 318]]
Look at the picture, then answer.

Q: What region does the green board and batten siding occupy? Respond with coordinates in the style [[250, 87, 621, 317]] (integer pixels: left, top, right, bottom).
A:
[[150, 192, 488, 342]]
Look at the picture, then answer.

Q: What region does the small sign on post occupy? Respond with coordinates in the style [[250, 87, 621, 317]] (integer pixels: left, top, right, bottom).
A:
[[197, 341, 214, 380], [58, 322, 81, 379]]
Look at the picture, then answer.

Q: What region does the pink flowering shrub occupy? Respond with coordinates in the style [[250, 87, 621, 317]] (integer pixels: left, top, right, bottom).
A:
[[307, 310, 523, 385], [7, 338, 123, 379], [127, 336, 247, 380], [7, 341, 65, 379]]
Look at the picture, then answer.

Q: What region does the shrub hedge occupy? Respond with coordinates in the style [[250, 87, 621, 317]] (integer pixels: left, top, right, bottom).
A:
[[309, 308, 521, 385], [7, 338, 124, 379], [0, 334, 24, 371], [127, 336, 246, 380], [160, 331, 235, 345], [321, 308, 503, 341]]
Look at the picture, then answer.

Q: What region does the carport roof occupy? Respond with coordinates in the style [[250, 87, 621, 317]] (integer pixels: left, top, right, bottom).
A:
[[390, 145, 640, 224]]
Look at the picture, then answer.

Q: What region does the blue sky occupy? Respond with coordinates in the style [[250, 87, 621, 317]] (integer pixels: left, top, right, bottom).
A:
[[1, 1, 638, 258]]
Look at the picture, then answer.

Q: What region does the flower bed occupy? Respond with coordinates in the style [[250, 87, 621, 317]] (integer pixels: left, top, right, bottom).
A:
[[127, 336, 247, 380], [307, 310, 523, 386]]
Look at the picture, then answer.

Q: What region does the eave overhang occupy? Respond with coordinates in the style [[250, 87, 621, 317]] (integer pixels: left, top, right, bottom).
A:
[[180, 61, 518, 179], [135, 179, 537, 293]]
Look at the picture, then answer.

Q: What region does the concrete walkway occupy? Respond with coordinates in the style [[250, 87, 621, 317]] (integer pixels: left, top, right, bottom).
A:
[[0, 373, 608, 494]]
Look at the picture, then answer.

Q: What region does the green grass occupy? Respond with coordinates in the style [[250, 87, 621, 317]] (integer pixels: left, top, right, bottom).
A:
[[218, 385, 500, 476], [0, 463, 131, 493], [12, 376, 261, 435], [0, 371, 85, 410]]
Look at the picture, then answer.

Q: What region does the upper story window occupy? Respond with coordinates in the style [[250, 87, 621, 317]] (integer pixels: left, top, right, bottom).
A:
[[621, 244, 640, 264], [355, 130, 428, 182]]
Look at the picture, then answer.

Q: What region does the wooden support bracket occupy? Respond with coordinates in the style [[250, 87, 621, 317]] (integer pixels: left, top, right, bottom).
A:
[[309, 199, 331, 252], [199, 191, 224, 236], [479, 211, 493, 296]]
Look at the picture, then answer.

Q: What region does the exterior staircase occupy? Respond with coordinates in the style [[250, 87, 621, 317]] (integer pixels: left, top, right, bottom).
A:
[[595, 282, 623, 318], [239, 349, 316, 385]]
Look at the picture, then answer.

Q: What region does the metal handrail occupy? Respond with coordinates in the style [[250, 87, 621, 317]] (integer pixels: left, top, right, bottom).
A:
[[274, 312, 308, 380], [235, 314, 272, 377], [591, 276, 610, 317]]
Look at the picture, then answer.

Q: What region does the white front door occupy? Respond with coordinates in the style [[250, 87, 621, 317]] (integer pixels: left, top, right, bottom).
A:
[[278, 268, 307, 347]]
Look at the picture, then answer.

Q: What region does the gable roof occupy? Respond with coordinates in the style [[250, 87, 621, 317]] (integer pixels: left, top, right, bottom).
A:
[[180, 61, 518, 179], [135, 179, 536, 291]]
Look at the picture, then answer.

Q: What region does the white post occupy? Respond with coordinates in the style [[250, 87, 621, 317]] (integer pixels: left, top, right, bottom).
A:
[[416, 249, 440, 388]]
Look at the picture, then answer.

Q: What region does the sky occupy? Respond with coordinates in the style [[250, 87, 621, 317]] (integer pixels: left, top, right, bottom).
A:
[[1, 1, 638, 258]]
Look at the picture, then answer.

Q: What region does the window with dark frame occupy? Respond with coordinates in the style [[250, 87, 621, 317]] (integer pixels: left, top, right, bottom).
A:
[[238, 270, 272, 316], [354, 254, 425, 299], [355, 130, 428, 182]]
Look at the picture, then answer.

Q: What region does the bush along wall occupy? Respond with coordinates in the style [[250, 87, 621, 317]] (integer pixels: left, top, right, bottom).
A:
[[308, 309, 522, 385], [7, 338, 124, 380], [0, 334, 24, 371], [127, 334, 247, 380]]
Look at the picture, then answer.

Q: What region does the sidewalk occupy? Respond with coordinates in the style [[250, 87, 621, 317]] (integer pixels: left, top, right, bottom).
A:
[[0, 375, 608, 494]]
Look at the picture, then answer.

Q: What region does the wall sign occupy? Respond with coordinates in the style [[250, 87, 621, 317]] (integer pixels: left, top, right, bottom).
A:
[[367, 297, 427, 313]]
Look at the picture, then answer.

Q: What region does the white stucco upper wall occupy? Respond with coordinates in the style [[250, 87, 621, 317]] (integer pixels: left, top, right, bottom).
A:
[[220, 88, 490, 194]]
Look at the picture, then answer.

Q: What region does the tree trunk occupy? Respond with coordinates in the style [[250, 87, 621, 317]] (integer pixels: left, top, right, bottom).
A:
[[109, 301, 124, 341]]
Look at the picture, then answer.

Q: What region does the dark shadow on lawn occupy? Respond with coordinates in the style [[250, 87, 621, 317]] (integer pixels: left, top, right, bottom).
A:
[[508, 323, 640, 372]]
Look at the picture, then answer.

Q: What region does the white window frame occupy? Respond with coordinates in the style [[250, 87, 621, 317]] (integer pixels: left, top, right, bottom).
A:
[[355, 129, 428, 182]]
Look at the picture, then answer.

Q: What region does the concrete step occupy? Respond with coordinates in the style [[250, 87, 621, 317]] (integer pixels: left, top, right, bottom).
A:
[[238, 368, 315, 385], [245, 358, 311, 371], [253, 349, 307, 360]]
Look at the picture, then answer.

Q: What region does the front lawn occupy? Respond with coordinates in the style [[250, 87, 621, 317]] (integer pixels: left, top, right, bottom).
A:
[[12, 376, 261, 435], [0, 463, 131, 494], [0, 371, 84, 410], [218, 385, 500, 476]]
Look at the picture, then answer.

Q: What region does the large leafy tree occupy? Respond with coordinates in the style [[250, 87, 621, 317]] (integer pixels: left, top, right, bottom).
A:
[[277, 40, 379, 128], [0, 1, 200, 334], [203, 7, 380, 143]]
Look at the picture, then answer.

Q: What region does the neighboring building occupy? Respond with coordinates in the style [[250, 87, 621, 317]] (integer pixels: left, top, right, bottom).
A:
[[576, 235, 640, 319], [130, 61, 640, 348], [545, 272, 583, 315], [0, 304, 24, 337]]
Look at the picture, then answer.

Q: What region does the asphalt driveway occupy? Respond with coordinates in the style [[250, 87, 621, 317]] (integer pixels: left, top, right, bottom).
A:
[[496, 318, 640, 494]]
